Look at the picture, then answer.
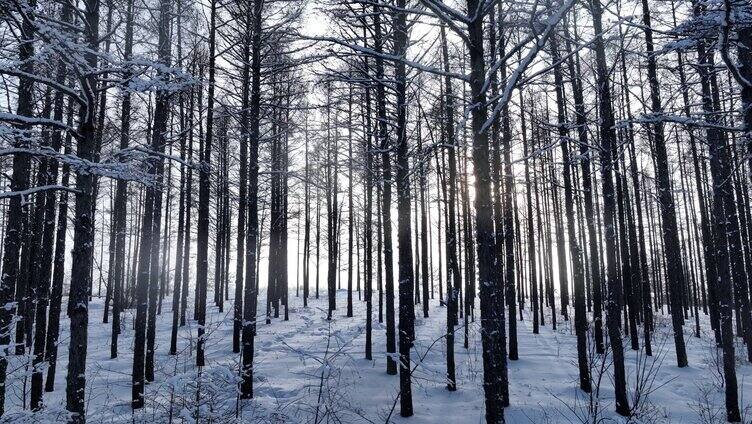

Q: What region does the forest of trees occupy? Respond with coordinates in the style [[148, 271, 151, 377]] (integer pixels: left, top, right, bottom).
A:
[[0, 0, 751, 421]]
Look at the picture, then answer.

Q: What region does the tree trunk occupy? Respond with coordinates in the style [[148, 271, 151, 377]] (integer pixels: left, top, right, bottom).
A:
[[641, 0, 688, 367], [550, 29, 590, 392], [196, 0, 216, 369], [520, 91, 538, 334], [589, 0, 630, 414], [373, 5, 397, 376], [66, 0, 101, 419], [392, 0, 414, 414], [45, 101, 74, 393], [363, 56, 373, 359], [240, 0, 263, 398], [440, 24, 460, 391], [465, 2, 506, 421], [0, 0, 36, 412]]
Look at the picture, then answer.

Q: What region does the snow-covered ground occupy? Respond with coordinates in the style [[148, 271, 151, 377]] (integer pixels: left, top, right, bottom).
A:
[[3, 289, 751, 423]]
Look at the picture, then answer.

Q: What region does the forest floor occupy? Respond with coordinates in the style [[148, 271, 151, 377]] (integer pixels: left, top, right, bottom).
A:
[[3, 289, 751, 423]]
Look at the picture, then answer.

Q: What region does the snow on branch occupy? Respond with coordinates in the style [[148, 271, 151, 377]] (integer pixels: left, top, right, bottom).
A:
[[0, 113, 79, 136], [0, 185, 81, 199], [0, 65, 87, 107], [0, 145, 159, 186], [481, 0, 576, 133]]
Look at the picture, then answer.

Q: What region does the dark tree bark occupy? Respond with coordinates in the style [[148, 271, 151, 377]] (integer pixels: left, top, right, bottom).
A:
[[169, 0, 186, 356], [550, 156, 568, 325], [66, 0, 101, 418], [613, 55, 637, 349], [196, 0, 217, 369], [45, 101, 74, 393], [520, 91, 538, 334], [376, 186, 383, 322], [215, 114, 229, 314], [627, 100, 654, 350], [111, 0, 134, 361], [303, 119, 311, 308], [434, 151, 443, 304], [550, 29, 590, 392], [498, 17, 517, 361], [131, 163, 156, 409], [589, 0, 629, 415], [0, 0, 36, 412], [641, 0, 688, 367], [706, 73, 743, 424], [373, 5, 397, 376], [347, 85, 354, 318], [418, 111, 430, 319], [696, 3, 741, 418], [24, 90, 53, 369], [180, 74, 195, 328], [232, 19, 250, 352], [440, 24, 459, 391], [392, 0, 414, 415], [532, 123, 547, 328], [316, 187, 321, 300], [170, 106, 185, 354], [281, 102, 290, 321], [240, 0, 263, 398], [132, 0, 171, 403], [363, 51, 374, 359], [671, 0, 719, 343], [465, 1, 507, 420], [145, 18, 170, 383], [30, 1, 73, 407], [563, 15, 604, 352], [267, 98, 286, 321], [722, 0, 752, 363], [325, 83, 338, 320]]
